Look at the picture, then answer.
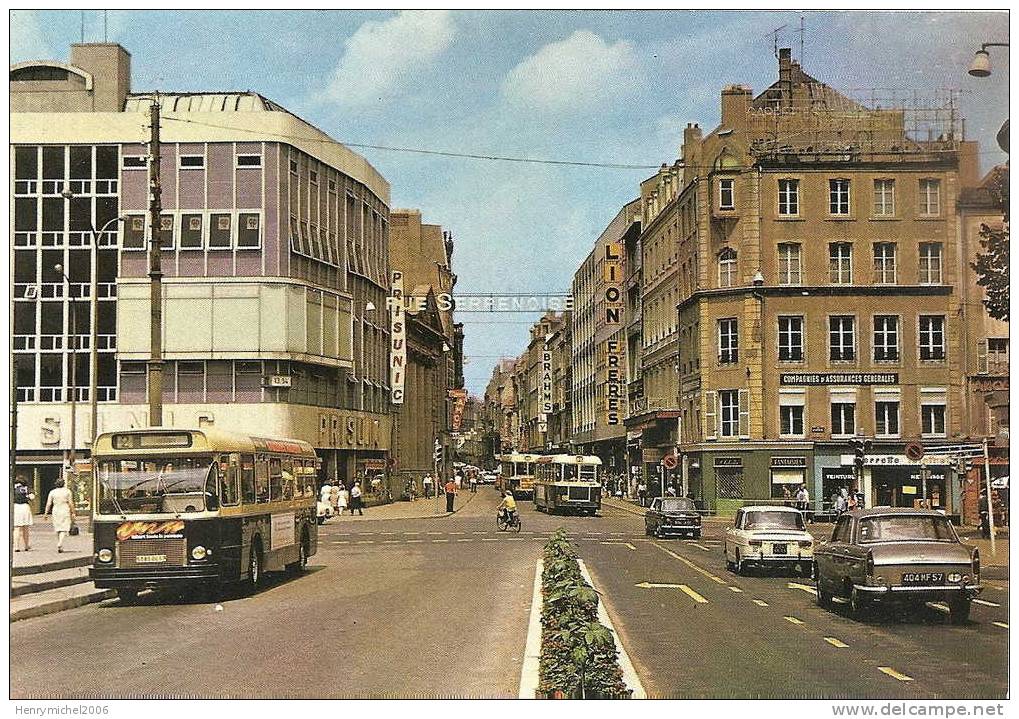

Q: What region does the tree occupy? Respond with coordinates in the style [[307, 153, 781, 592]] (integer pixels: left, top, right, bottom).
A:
[[971, 166, 1009, 321]]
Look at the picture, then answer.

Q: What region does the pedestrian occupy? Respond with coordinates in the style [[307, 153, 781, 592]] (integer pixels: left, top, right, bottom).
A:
[[338, 483, 349, 514], [454, 470, 463, 492], [349, 481, 364, 515], [13, 480, 35, 552], [847, 492, 858, 512], [979, 491, 991, 539], [795, 485, 809, 512], [423, 474, 434, 498], [445, 477, 456, 513], [834, 492, 847, 516], [44, 477, 75, 553], [469, 474, 478, 493], [320, 480, 333, 506], [637, 481, 647, 508], [666, 484, 677, 497], [329, 480, 341, 513]]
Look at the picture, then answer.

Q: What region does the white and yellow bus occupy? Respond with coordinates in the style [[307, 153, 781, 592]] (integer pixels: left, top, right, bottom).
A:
[[496, 453, 540, 498], [533, 454, 603, 515], [89, 427, 319, 601]]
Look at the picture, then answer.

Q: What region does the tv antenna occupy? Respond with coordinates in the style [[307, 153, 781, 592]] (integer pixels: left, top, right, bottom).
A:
[[767, 24, 787, 58], [795, 15, 806, 65]]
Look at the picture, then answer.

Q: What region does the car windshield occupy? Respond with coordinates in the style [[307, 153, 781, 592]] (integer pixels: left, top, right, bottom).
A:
[[744, 510, 805, 531], [660, 498, 696, 512], [858, 515, 958, 543], [97, 457, 214, 515]]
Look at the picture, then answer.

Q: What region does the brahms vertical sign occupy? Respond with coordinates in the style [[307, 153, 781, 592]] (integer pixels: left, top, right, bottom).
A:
[[389, 271, 406, 404]]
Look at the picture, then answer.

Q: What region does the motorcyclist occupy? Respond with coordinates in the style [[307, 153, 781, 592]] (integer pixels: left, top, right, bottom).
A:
[[498, 490, 517, 525]]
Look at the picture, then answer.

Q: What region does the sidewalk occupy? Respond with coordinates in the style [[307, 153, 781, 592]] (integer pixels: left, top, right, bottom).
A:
[[12, 516, 94, 572], [327, 490, 477, 521]]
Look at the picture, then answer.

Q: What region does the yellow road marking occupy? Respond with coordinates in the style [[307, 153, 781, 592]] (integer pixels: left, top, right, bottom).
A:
[[992, 622, 1009, 629], [678, 585, 709, 604], [625, 543, 637, 551], [972, 598, 1000, 607], [406, 540, 423, 543], [691, 543, 711, 552], [824, 637, 849, 648], [788, 582, 818, 595], [878, 667, 914, 682], [784, 616, 805, 625], [653, 544, 726, 585], [728, 586, 743, 593], [753, 599, 769, 607]]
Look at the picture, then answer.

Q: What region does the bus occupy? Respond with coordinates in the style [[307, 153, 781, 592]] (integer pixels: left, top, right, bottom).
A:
[[89, 427, 319, 602], [497, 453, 540, 498], [533, 454, 603, 515]]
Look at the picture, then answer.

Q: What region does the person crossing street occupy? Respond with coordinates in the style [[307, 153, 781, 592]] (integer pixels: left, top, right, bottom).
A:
[[444, 477, 456, 513]]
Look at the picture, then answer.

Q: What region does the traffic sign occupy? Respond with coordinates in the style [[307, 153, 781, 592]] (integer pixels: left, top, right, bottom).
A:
[[904, 442, 925, 461], [662, 454, 678, 470]]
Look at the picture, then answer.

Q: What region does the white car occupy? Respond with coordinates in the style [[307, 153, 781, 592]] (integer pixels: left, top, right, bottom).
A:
[[723, 505, 814, 577]]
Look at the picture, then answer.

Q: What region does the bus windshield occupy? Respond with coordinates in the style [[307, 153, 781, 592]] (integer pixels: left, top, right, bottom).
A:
[[97, 457, 215, 515]]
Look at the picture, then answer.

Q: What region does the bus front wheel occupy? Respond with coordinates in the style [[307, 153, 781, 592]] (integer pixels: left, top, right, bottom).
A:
[[117, 588, 139, 604]]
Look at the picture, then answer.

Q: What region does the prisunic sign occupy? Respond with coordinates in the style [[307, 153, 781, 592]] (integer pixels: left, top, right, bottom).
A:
[[389, 271, 406, 404]]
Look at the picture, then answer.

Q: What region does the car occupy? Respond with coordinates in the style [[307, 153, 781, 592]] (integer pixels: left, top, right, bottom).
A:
[[723, 505, 813, 576], [645, 497, 702, 538], [814, 508, 981, 623], [481, 471, 497, 485]]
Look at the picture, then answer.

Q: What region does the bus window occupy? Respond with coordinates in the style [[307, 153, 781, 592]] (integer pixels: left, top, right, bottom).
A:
[[268, 458, 283, 500], [281, 459, 295, 500], [205, 464, 220, 511], [241, 454, 256, 504], [255, 459, 270, 502], [302, 462, 317, 497], [220, 453, 240, 506]]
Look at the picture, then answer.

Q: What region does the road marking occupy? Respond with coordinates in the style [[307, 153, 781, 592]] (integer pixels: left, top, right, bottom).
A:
[[449, 532, 466, 535], [824, 637, 849, 648], [404, 532, 420, 535], [928, 602, 950, 614], [728, 586, 743, 593], [332, 541, 349, 544], [625, 543, 637, 551], [507, 538, 524, 541], [788, 582, 818, 596], [992, 622, 1009, 629], [381, 540, 400, 544], [472, 531, 488, 535], [355, 541, 375, 545], [481, 538, 498, 542], [691, 543, 711, 552], [878, 667, 914, 682], [406, 540, 423, 544], [784, 616, 805, 626], [752, 599, 769, 607], [427, 532, 443, 535], [983, 581, 1008, 591], [380, 532, 396, 535], [456, 539, 473, 542], [972, 598, 1001, 607], [652, 544, 727, 585], [635, 582, 684, 588], [431, 539, 449, 543], [678, 585, 709, 604]]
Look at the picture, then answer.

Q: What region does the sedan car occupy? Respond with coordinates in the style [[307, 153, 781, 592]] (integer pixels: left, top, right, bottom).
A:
[[723, 505, 813, 576], [814, 508, 980, 623], [645, 497, 702, 538]]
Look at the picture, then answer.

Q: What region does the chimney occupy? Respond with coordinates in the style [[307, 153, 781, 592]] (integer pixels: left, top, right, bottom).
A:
[[720, 84, 752, 129], [69, 43, 131, 111], [682, 122, 702, 172], [957, 140, 981, 189]]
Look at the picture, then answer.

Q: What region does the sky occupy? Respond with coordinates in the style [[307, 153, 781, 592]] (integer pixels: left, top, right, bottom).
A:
[[10, 9, 1009, 395]]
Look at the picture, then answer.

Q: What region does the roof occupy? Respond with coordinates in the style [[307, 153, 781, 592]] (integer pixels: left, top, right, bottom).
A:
[[124, 91, 287, 114], [848, 507, 948, 518], [740, 505, 802, 513]]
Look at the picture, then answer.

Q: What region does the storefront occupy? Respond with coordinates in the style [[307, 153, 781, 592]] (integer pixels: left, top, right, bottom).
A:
[[769, 456, 808, 500], [865, 455, 955, 513]]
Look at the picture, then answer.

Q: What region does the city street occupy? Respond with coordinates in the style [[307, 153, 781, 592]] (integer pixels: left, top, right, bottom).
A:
[[10, 489, 1008, 699]]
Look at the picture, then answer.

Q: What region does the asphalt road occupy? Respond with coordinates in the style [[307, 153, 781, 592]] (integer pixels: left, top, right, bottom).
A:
[[9, 489, 1009, 699]]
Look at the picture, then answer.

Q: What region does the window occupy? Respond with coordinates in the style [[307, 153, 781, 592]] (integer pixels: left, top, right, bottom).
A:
[[780, 405, 804, 437], [919, 179, 941, 216], [238, 213, 261, 248], [778, 179, 799, 216], [719, 390, 739, 438], [159, 214, 174, 249], [240, 454, 256, 504], [180, 213, 203, 249], [236, 154, 262, 168], [122, 155, 146, 169], [873, 179, 895, 216], [209, 213, 232, 249], [922, 404, 947, 437], [875, 400, 900, 437], [873, 316, 899, 361], [829, 242, 853, 283], [778, 243, 801, 285], [289, 159, 298, 174], [873, 243, 897, 284], [778, 316, 803, 362], [718, 318, 738, 364], [831, 401, 856, 437], [219, 454, 240, 506], [829, 179, 851, 215], [718, 248, 737, 288], [179, 155, 205, 169], [718, 178, 734, 210], [829, 316, 855, 361], [919, 243, 943, 284], [123, 215, 146, 250], [919, 315, 946, 361]]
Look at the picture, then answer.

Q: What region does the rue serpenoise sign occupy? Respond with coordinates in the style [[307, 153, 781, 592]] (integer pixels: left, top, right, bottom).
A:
[[780, 372, 898, 386]]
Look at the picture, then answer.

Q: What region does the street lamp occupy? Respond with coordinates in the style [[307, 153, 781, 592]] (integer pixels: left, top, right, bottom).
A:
[[53, 263, 79, 479], [968, 43, 1009, 77]]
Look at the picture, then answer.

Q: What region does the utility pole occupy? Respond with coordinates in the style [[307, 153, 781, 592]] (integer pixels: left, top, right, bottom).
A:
[[983, 437, 997, 556], [147, 98, 164, 427]]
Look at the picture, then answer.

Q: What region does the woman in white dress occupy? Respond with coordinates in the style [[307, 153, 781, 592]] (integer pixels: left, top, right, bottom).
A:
[[44, 477, 75, 553], [13, 480, 35, 551], [337, 484, 349, 514]]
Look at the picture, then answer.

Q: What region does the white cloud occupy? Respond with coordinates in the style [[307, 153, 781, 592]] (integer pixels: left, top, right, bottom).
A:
[[10, 10, 51, 63], [325, 10, 456, 108], [501, 30, 640, 114]]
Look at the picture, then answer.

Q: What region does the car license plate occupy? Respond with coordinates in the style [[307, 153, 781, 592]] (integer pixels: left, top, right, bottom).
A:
[[901, 572, 944, 585], [135, 554, 167, 564], [772, 544, 787, 555]]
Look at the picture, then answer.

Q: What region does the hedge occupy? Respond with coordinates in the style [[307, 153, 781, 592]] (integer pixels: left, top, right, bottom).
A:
[[537, 529, 629, 699]]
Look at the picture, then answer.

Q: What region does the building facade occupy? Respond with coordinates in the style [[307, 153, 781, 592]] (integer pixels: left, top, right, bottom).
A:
[[11, 43, 393, 508]]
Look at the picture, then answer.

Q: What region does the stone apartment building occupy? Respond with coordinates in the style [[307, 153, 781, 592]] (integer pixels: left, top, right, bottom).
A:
[[11, 43, 393, 506], [483, 358, 519, 453], [667, 48, 989, 516]]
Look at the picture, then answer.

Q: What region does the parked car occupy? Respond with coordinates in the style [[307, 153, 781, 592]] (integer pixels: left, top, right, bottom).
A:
[[814, 508, 981, 623], [317, 500, 333, 525], [481, 471, 498, 485], [723, 505, 813, 576], [645, 497, 702, 538]]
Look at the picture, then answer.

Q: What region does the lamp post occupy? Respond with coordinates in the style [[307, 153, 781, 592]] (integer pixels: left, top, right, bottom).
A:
[[968, 42, 1009, 78], [54, 264, 78, 480]]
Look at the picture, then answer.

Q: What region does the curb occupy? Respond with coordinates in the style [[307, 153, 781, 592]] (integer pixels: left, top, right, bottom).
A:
[[518, 558, 544, 699], [11, 569, 92, 598], [579, 559, 647, 699], [12, 555, 92, 577], [10, 588, 116, 623]]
